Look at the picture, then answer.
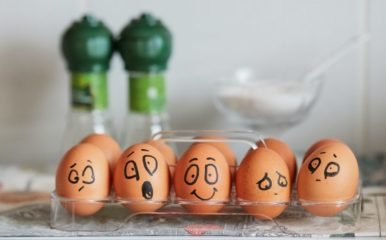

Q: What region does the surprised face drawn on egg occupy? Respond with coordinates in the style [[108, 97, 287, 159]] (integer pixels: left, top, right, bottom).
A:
[[67, 160, 96, 192], [184, 157, 219, 201], [256, 171, 288, 195], [114, 143, 169, 213], [123, 149, 159, 200]]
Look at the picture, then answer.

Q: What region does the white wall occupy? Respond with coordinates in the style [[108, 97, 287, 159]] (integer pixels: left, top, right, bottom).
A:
[[0, 0, 385, 165]]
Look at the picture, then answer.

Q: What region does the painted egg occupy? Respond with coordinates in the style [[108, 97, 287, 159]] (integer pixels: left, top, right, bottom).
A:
[[114, 143, 169, 213], [195, 136, 237, 176], [236, 148, 291, 219], [81, 133, 122, 173], [257, 138, 297, 184], [55, 143, 110, 216], [297, 142, 359, 216], [302, 138, 342, 163], [174, 143, 231, 213], [145, 140, 177, 178]]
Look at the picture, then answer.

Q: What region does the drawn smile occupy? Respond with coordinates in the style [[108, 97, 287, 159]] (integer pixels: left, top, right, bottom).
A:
[[190, 188, 217, 201]]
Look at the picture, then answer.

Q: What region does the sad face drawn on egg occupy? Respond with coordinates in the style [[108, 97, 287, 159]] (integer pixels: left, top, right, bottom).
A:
[[307, 153, 340, 182], [297, 143, 359, 216], [124, 149, 159, 200], [67, 160, 96, 192], [184, 157, 219, 200], [256, 171, 288, 195]]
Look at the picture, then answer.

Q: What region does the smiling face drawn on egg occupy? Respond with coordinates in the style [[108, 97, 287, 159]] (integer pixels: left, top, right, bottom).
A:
[[67, 160, 96, 192], [184, 157, 219, 200], [174, 143, 231, 213], [123, 148, 159, 200], [256, 171, 288, 195]]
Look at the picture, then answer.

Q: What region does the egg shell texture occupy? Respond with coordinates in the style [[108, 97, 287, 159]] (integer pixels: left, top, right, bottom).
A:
[[114, 143, 170, 213], [236, 148, 291, 219], [257, 138, 297, 184], [81, 133, 122, 173], [302, 138, 342, 163], [145, 140, 177, 178], [174, 143, 231, 213], [297, 142, 359, 216], [55, 143, 110, 216]]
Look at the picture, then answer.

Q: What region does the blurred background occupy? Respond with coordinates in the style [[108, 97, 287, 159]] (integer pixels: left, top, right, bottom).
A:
[[0, 0, 385, 166]]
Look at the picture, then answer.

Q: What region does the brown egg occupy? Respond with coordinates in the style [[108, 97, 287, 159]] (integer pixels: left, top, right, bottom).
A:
[[297, 142, 359, 216], [81, 133, 122, 173], [114, 143, 169, 213], [56, 143, 110, 216], [174, 143, 231, 213], [236, 148, 291, 219], [195, 136, 237, 176], [302, 139, 342, 163], [145, 140, 177, 178], [257, 138, 297, 184]]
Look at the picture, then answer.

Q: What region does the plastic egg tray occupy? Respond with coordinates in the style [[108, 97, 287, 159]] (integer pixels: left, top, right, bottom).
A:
[[50, 130, 362, 237]]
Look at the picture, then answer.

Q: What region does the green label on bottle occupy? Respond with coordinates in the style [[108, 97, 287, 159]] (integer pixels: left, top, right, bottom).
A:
[[129, 74, 166, 113], [71, 73, 108, 111]]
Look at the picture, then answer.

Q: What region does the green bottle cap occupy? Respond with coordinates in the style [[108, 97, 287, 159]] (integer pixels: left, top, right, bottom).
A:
[[61, 15, 114, 73], [117, 13, 172, 73]]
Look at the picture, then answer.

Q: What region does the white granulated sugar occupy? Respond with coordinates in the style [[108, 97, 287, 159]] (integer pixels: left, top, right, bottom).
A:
[[216, 80, 314, 119]]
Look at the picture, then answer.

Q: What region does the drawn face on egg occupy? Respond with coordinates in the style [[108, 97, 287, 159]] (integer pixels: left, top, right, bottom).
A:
[[297, 143, 359, 216], [67, 160, 96, 192], [174, 144, 231, 213], [123, 148, 160, 200], [114, 144, 169, 213], [235, 148, 291, 219], [183, 156, 220, 200], [306, 152, 340, 182], [256, 171, 288, 195]]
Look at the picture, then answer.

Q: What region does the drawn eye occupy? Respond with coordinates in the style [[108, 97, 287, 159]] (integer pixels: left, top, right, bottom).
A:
[[68, 169, 79, 184], [257, 172, 272, 191], [205, 164, 218, 185], [143, 155, 158, 176], [324, 162, 340, 179], [276, 171, 288, 187], [184, 164, 199, 185], [124, 160, 139, 180], [308, 157, 321, 174], [82, 165, 95, 184]]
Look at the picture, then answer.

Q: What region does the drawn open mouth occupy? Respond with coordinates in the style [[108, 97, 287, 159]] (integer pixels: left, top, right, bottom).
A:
[[315, 179, 321, 182], [190, 188, 217, 201], [142, 181, 153, 200]]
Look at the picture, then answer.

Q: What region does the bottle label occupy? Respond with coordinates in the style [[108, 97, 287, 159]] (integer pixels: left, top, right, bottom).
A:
[[71, 73, 108, 111], [129, 74, 166, 113]]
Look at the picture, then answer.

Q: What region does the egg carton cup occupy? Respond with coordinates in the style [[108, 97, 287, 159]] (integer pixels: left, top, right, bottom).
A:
[[50, 130, 362, 236]]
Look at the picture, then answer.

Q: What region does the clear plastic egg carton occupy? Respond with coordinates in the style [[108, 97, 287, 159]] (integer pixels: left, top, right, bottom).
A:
[[50, 130, 362, 237]]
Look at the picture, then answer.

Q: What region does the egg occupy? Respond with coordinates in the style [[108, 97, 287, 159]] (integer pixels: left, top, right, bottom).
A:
[[297, 142, 359, 216], [55, 143, 110, 216], [174, 143, 231, 213], [114, 143, 169, 213], [257, 138, 297, 184], [236, 148, 291, 219], [145, 140, 177, 178], [302, 138, 342, 163], [195, 136, 237, 176], [81, 133, 122, 173]]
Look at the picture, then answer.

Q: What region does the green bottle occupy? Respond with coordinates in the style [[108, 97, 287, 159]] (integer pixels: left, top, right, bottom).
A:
[[61, 15, 114, 152], [117, 13, 172, 147]]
